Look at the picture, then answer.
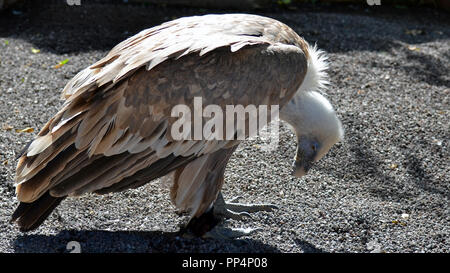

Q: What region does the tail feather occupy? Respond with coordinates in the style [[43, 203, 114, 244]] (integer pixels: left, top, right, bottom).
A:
[[11, 192, 65, 232]]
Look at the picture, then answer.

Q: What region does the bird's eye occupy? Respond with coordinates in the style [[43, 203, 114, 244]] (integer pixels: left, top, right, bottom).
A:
[[311, 144, 317, 151]]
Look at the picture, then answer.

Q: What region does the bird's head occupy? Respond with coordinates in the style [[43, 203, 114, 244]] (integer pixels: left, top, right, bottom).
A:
[[280, 90, 344, 178]]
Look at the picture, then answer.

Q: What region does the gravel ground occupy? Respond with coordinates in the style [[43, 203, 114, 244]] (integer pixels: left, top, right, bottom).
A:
[[0, 1, 449, 253]]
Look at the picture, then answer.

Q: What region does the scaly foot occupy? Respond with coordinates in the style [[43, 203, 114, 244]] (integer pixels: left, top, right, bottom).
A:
[[181, 192, 279, 239], [212, 192, 279, 220]]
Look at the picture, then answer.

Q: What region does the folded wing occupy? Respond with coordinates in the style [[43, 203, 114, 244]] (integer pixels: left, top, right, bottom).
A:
[[14, 14, 308, 222]]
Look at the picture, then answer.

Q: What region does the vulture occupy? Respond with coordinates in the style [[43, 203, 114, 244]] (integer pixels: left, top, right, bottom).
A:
[[11, 14, 343, 238]]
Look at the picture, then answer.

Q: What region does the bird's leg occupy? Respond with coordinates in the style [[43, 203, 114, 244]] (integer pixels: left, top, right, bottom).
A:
[[187, 192, 277, 239], [181, 192, 278, 239], [212, 192, 278, 221], [182, 206, 256, 239], [182, 208, 222, 238]]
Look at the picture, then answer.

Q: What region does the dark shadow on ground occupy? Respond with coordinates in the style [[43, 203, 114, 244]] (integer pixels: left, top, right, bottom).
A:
[[13, 229, 282, 253], [315, 114, 449, 202], [369, 43, 450, 88], [404, 154, 450, 200], [0, 1, 449, 55], [293, 239, 325, 253]]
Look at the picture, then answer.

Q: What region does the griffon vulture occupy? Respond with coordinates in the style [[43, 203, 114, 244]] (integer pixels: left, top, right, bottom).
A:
[[11, 14, 343, 237]]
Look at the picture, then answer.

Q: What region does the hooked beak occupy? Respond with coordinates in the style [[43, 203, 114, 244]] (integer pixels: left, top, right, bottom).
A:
[[292, 166, 307, 177], [291, 156, 313, 178]]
